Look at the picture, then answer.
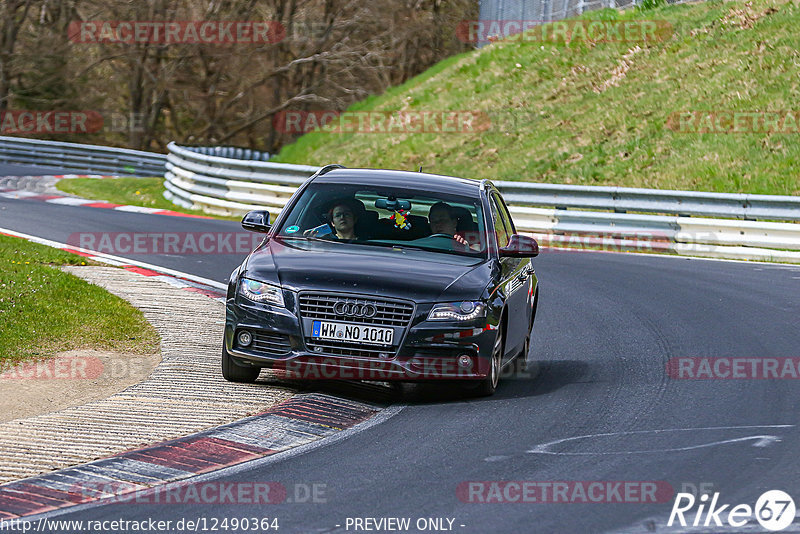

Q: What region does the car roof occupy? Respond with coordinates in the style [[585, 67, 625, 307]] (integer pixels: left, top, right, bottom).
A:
[[312, 168, 484, 196]]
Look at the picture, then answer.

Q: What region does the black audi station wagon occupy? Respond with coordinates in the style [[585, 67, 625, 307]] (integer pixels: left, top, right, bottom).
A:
[[223, 166, 539, 395]]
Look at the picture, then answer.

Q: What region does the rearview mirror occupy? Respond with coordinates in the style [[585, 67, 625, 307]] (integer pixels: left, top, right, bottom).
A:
[[375, 198, 411, 211], [241, 210, 271, 233], [500, 234, 539, 258]]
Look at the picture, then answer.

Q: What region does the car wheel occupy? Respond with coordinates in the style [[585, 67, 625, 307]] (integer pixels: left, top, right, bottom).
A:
[[222, 345, 261, 383], [470, 327, 503, 397]]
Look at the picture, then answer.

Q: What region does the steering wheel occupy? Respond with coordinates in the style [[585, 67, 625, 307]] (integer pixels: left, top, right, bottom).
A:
[[422, 233, 471, 250]]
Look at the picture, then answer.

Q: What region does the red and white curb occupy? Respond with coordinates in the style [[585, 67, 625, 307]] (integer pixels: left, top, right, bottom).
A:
[[0, 227, 226, 301], [0, 175, 213, 219], [0, 394, 381, 518]]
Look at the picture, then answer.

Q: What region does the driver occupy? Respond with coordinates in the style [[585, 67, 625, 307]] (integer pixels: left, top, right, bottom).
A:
[[428, 202, 469, 247]]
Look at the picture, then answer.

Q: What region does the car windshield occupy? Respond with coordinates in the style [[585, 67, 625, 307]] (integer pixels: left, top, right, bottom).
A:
[[275, 182, 488, 257]]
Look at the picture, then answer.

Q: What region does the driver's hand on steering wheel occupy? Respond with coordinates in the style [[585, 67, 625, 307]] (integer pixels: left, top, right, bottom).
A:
[[453, 234, 469, 247]]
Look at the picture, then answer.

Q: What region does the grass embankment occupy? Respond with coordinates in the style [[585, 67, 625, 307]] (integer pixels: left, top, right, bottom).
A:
[[274, 0, 800, 196], [0, 235, 159, 366], [55, 176, 238, 220]]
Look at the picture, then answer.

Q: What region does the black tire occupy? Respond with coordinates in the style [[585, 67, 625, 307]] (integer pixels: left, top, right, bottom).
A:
[[469, 326, 503, 397], [222, 345, 261, 383]]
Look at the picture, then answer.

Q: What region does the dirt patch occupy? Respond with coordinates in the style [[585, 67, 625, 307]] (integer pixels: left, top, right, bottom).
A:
[[593, 46, 643, 94], [721, 1, 779, 29], [0, 349, 160, 423]]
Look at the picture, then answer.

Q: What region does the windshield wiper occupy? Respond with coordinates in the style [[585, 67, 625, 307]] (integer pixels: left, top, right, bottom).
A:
[[276, 235, 344, 245], [278, 236, 478, 256], [365, 241, 476, 255]]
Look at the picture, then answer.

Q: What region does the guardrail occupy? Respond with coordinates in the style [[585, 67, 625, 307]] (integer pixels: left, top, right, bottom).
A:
[[164, 142, 318, 217], [183, 145, 272, 161], [0, 136, 166, 176], [163, 143, 800, 263], [7, 137, 795, 262], [494, 181, 800, 221]]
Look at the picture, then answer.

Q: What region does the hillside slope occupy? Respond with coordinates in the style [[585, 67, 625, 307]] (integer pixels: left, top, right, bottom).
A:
[[274, 0, 800, 195]]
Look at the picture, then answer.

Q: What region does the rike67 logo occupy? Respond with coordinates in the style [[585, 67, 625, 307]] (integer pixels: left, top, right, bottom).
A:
[[669, 490, 796, 531]]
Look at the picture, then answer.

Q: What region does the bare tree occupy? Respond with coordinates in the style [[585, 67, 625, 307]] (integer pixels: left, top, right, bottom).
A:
[[0, 0, 476, 151], [0, 0, 36, 111]]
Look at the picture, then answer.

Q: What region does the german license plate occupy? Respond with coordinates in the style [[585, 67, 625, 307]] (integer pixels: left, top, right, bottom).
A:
[[311, 321, 394, 345]]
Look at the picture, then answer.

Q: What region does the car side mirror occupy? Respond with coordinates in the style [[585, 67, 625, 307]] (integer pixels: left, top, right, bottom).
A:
[[242, 210, 271, 233], [500, 234, 539, 258]]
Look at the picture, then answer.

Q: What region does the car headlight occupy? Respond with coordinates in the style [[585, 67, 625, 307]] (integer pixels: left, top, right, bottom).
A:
[[428, 301, 486, 321], [240, 278, 284, 307]]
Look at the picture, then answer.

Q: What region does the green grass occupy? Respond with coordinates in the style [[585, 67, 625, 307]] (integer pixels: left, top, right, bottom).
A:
[[0, 235, 159, 366], [55, 177, 239, 220], [273, 0, 800, 196]]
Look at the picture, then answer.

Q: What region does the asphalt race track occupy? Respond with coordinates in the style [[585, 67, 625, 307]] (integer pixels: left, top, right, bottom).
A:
[[2, 169, 800, 533], [0, 163, 75, 177]]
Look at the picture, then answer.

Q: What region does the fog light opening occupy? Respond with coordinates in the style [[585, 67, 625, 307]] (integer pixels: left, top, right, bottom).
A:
[[458, 354, 473, 368], [237, 330, 253, 347]]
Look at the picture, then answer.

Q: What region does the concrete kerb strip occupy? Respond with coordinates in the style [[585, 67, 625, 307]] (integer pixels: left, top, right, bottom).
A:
[[0, 248, 388, 518]]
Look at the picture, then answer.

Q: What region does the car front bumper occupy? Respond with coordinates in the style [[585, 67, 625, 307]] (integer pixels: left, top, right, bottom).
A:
[[225, 297, 498, 381]]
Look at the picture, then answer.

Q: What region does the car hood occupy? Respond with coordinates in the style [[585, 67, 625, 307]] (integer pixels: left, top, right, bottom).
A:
[[243, 237, 493, 302]]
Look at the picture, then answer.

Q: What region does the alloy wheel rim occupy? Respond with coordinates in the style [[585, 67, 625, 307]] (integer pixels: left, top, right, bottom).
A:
[[491, 335, 501, 387]]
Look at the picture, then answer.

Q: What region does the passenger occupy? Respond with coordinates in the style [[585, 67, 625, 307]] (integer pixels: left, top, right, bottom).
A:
[[327, 201, 359, 240], [428, 202, 469, 247], [305, 198, 360, 241]]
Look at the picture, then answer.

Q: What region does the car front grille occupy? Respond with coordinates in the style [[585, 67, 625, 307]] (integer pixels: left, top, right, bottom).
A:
[[299, 293, 414, 358], [298, 293, 414, 327]]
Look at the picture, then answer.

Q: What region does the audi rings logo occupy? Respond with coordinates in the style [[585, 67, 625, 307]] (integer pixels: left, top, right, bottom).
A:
[[333, 300, 377, 318]]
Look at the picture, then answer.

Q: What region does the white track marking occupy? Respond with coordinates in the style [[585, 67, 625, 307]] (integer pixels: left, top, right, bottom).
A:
[[527, 425, 794, 456], [43, 197, 95, 206], [112, 205, 163, 214], [0, 225, 226, 290]]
